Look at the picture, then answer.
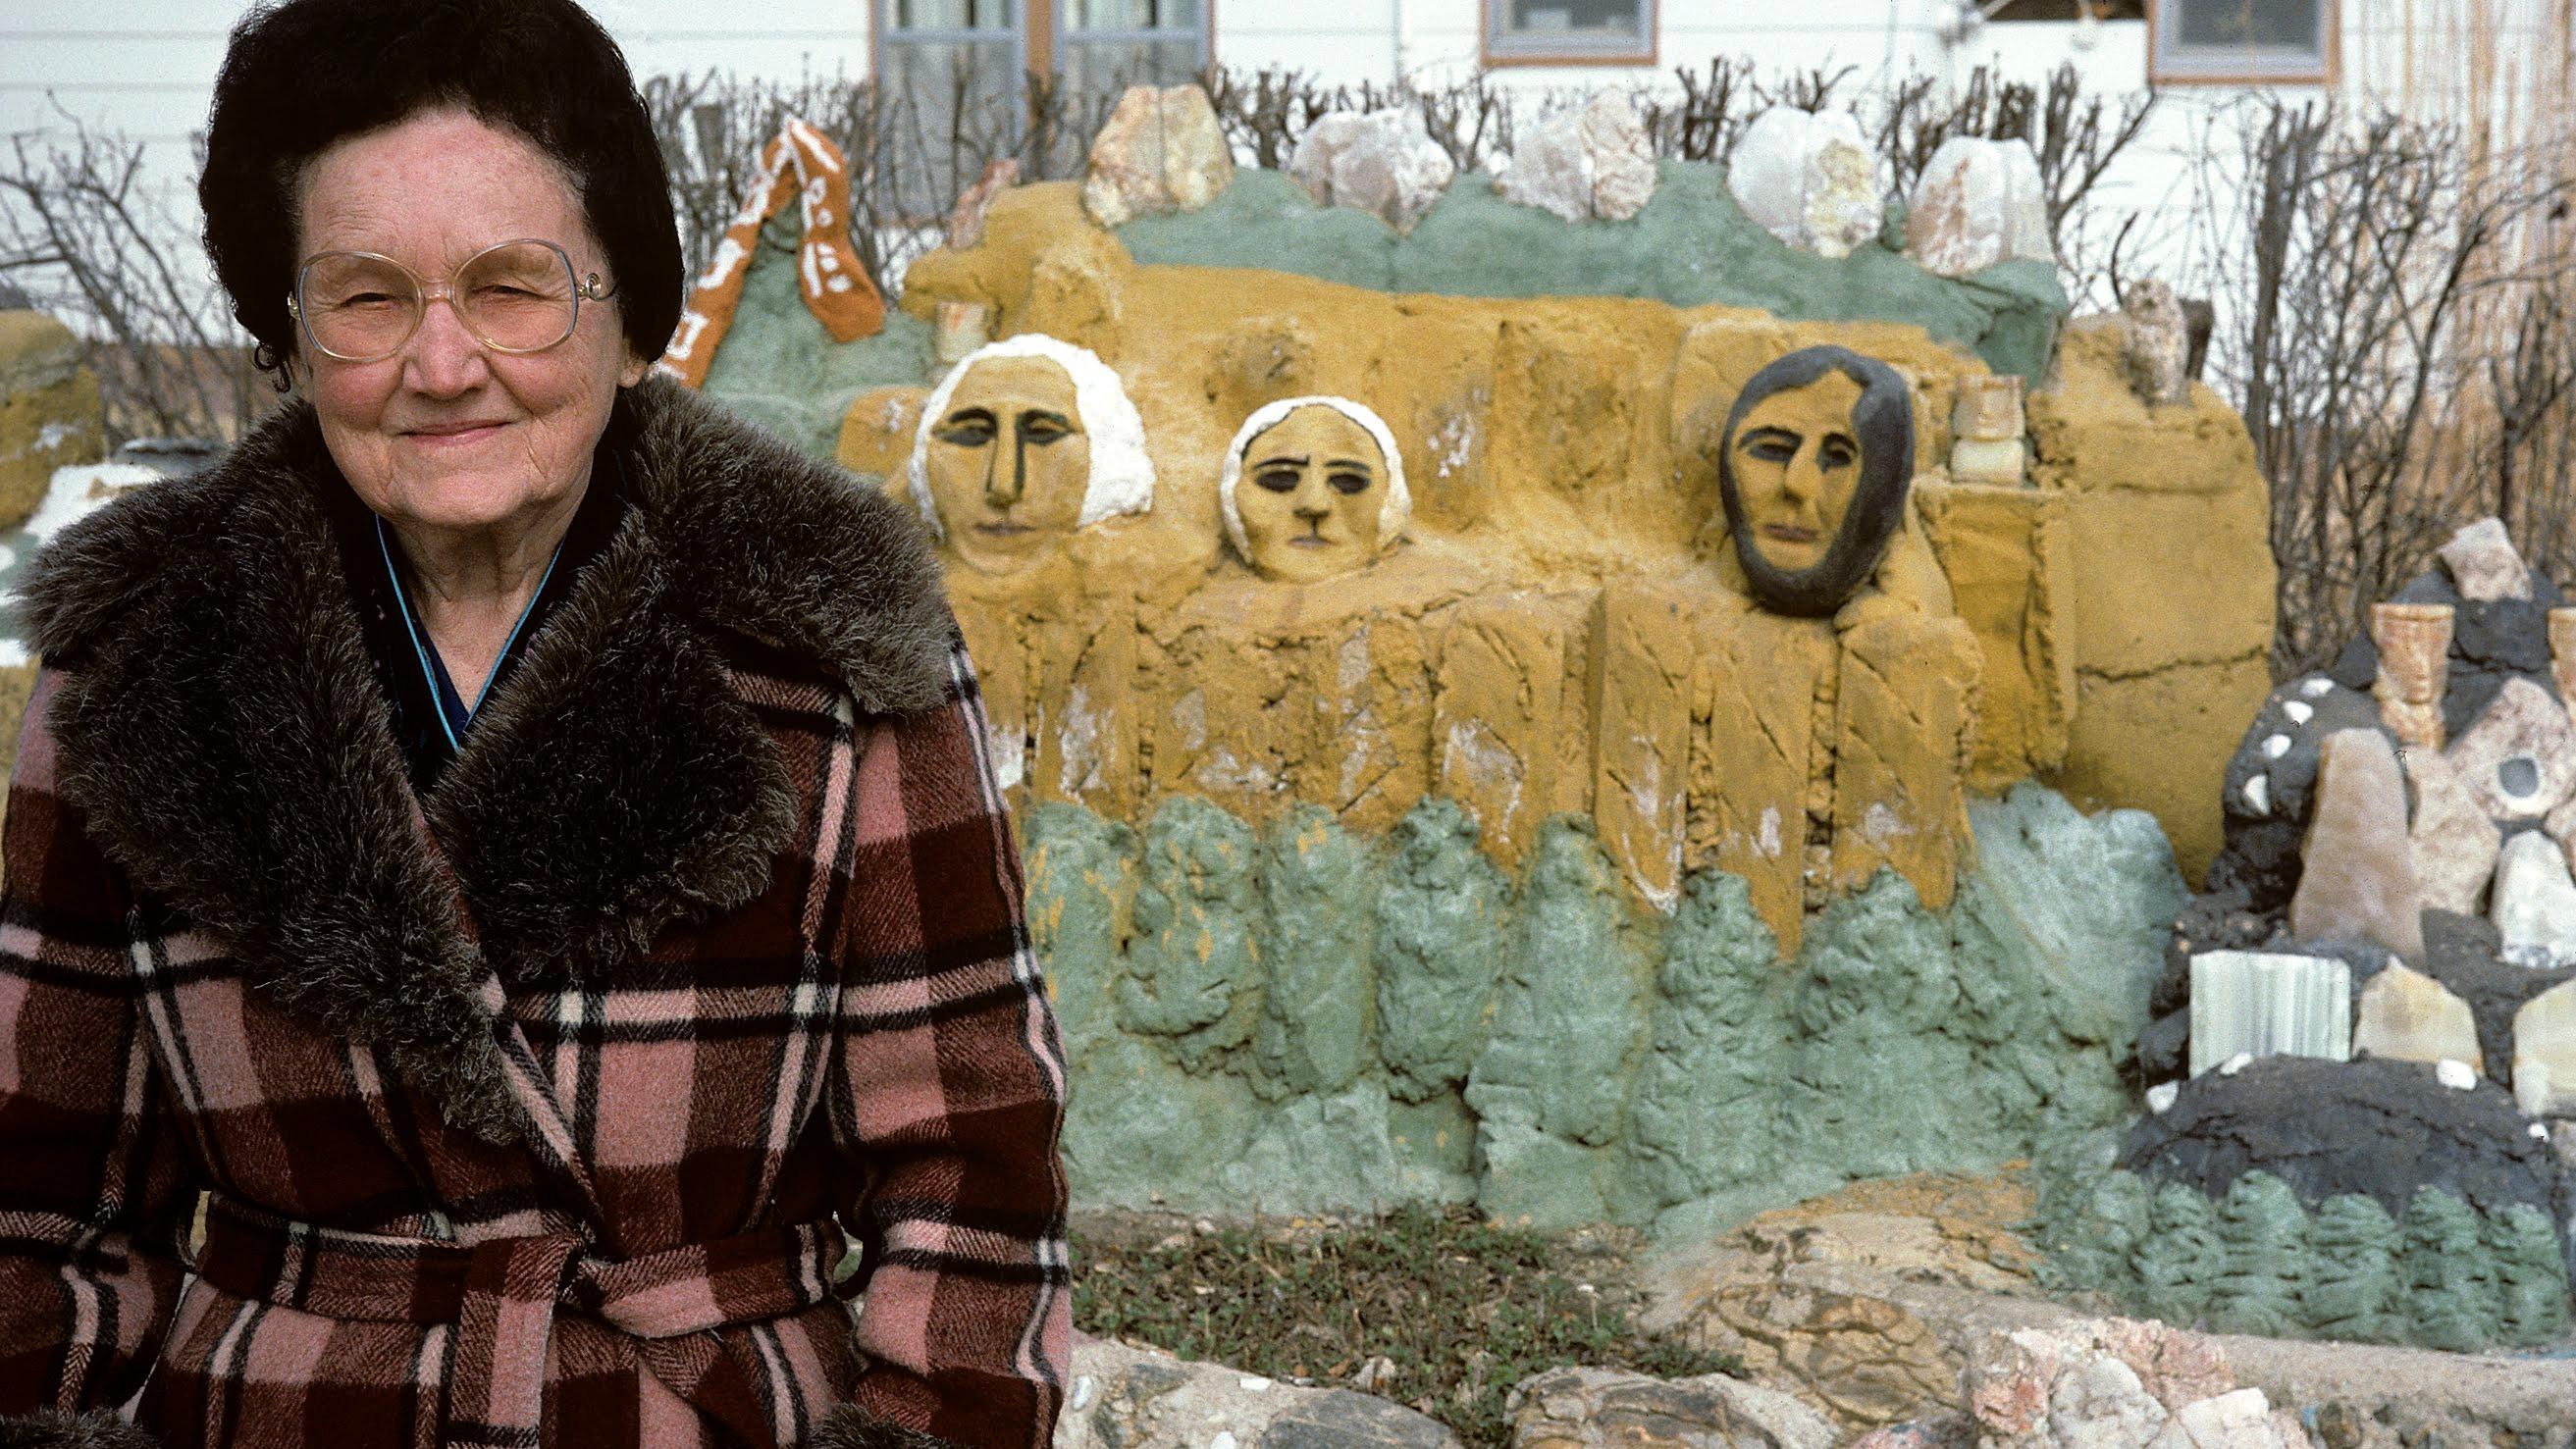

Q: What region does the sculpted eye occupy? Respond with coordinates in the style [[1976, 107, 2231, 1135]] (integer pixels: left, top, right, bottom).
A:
[[1819, 435, 1858, 470], [935, 409, 996, 447], [1328, 470, 1372, 495], [1740, 429, 1800, 464], [1021, 412, 1074, 444], [1254, 466, 1300, 493]]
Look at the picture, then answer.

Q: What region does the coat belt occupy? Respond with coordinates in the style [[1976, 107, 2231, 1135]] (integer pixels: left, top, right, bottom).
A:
[[194, 1193, 851, 1447]]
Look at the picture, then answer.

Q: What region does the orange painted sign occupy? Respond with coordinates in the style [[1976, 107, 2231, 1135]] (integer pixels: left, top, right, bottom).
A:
[[656, 117, 885, 388]]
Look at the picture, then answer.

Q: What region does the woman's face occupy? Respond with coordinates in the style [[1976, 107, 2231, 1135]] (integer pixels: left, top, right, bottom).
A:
[[294, 108, 644, 537], [1235, 404, 1389, 584]]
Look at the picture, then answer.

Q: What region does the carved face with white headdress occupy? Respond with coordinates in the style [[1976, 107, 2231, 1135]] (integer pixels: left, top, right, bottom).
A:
[[909, 335, 1155, 576], [1220, 396, 1410, 584]]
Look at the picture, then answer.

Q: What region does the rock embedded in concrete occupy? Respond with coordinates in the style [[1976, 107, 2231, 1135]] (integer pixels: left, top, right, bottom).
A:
[[1494, 93, 1658, 225], [1058, 1338, 1461, 1449], [2490, 827, 2576, 967], [2350, 962, 2482, 1073], [1904, 136, 2052, 279], [2290, 729, 2424, 960], [1506, 1366, 1836, 1449], [1290, 109, 1457, 234], [2402, 750, 2499, 915], [1082, 83, 1235, 228], [2121, 281, 2192, 407], [2510, 977, 2576, 1114], [2184, 951, 2351, 1077], [2441, 676, 2576, 822], [1728, 107, 1882, 259], [946, 157, 1021, 250], [2436, 516, 2533, 603]]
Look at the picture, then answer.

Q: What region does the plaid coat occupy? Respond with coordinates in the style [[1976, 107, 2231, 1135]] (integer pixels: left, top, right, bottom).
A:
[[0, 379, 1070, 1449]]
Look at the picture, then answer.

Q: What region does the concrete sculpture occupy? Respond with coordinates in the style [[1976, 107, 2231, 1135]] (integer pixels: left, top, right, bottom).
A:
[[1218, 395, 1410, 583], [1713, 344, 1915, 617], [907, 334, 1154, 577]]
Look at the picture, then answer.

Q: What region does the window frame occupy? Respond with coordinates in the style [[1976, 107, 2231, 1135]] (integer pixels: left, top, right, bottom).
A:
[[2148, 0, 2339, 86], [870, 0, 1212, 84], [1055, 0, 1214, 73], [1480, 0, 1658, 69]]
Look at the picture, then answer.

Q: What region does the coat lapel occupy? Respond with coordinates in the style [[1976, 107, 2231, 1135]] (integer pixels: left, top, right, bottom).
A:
[[18, 378, 955, 1146]]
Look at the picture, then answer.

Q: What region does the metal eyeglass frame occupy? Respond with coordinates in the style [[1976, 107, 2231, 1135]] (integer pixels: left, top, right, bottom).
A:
[[285, 237, 616, 363]]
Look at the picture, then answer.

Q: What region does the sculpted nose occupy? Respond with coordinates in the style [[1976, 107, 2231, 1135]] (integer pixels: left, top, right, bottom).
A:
[[1293, 473, 1331, 520], [1781, 448, 1825, 507], [985, 441, 1023, 507]]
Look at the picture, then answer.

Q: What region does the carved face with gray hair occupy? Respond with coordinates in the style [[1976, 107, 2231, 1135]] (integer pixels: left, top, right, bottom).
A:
[[1219, 395, 1411, 584]]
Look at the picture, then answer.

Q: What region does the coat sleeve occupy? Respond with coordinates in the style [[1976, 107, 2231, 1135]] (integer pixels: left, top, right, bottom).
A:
[[818, 639, 1070, 1449], [0, 670, 185, 1447]]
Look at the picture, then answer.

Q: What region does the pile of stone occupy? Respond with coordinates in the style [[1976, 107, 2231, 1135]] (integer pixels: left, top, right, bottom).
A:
[[2118, 517, 2576, 1346], [2150, 520, 2576, 1103], [1952, 1319, 2310, 1449]]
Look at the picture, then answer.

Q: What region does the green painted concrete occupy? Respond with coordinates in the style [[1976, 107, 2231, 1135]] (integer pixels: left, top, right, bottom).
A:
[[1037, 782, 2183, 1232], [2039, 1169, 2569, 1351], [698, 210, 932, 464], [1118, 165, 2069, 382]]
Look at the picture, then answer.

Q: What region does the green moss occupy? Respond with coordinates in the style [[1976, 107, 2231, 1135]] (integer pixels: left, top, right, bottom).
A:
[[698, 210, 932, 462], [1116, 163, 2069, 381]]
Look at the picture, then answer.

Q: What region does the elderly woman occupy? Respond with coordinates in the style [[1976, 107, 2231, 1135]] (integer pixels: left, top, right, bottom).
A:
[[0, 3, 1067, 1448]]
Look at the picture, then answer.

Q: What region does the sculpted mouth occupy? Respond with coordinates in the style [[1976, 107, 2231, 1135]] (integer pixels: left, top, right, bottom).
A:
[[1288, 537, 1334, 547], [1761, 525, 1820, 543], [974, 522, 1033, 536]]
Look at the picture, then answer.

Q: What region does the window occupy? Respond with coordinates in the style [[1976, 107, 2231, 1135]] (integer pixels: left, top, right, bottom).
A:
[[1060, 0, 1208, 102], [877, 0, 1028, 212], [1483, 0, 1656, 67], [873, 0, 1209, 207], [1987, 1, 2146, 19], [2151, 0, 2337, 83]]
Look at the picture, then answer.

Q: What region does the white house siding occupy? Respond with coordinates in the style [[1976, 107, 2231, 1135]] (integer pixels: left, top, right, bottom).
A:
[[3, 0, 2564, 319]]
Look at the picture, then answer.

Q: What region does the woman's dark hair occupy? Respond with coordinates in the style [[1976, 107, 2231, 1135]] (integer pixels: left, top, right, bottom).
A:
[[1715, 344, 1916, 618], [199, 0, 681, 371]]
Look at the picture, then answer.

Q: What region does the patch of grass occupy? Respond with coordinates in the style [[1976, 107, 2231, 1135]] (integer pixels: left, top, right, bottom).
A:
[[1071, 1203, 1740, 1449]]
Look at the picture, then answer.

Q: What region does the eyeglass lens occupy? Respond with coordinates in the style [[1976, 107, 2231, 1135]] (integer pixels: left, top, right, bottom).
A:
[[298, 242, 580, 361]]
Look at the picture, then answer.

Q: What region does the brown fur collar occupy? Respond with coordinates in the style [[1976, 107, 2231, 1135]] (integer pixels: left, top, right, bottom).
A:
[[18, 377, 952, 1143]]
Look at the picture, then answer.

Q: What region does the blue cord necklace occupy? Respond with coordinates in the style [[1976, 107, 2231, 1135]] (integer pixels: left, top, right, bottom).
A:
[[374, 515, 562, 752]]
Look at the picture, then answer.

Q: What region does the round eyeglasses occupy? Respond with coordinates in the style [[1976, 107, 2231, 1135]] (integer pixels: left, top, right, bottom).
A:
[[286, 238, 615, 364]]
